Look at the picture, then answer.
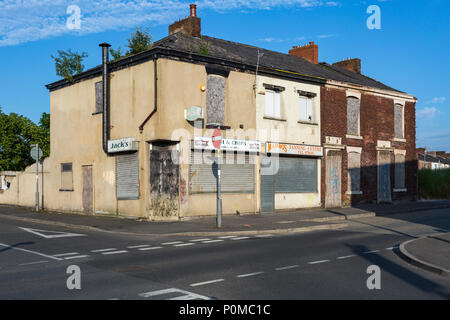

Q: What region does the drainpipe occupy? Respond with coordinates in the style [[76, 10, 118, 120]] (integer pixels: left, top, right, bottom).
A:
[[139, 58, 158, 133], [99, 42, 111, 153]]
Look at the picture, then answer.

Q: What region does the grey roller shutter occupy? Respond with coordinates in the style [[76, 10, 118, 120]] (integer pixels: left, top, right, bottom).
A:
[[275, 157, 317, 193], [189, 151, 254, 194], [116, 153, 139, 200]]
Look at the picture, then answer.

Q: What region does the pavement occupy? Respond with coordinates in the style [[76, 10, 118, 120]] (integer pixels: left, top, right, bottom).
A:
[[0, 199, 449, 238], [399, 232, 450, 278]]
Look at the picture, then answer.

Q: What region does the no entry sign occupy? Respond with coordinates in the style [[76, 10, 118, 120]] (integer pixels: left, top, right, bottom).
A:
[[212, 128, 222, 149]]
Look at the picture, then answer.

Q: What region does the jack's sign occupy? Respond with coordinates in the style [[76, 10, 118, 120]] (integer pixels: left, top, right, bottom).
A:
[[108, 137, 138, 153]]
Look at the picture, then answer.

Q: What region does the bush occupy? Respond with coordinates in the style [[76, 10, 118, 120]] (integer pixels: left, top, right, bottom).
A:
[[418, 168, 450, 199]]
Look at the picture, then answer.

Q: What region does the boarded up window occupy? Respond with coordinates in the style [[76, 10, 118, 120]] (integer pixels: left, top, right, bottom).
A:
[[394, 104, 404, 139], [395, 153, 406, 189], [116, 153, 139, 200], [347, 152, 361, 192], [189, 151, 255, 194], [347, 97, 360, 135], [61, 163, 73, 190], [299, 96, 313, 122], [206, 75, 226, 125], [95, 81, 103, 114], [265, 90, 281, 118], [274, 157, 317, 193]]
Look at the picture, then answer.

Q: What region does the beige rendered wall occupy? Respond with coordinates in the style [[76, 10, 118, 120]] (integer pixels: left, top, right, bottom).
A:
[[255, 75, 322, 209]]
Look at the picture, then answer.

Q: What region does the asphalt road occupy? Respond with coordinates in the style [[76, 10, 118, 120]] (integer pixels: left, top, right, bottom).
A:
[[0, 208, 449, 300]]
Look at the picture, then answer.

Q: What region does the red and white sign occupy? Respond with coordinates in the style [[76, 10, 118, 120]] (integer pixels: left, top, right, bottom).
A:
[[266, 142, 323, 157], [212, 129, 222, 149], [193, 136, 261, 152]]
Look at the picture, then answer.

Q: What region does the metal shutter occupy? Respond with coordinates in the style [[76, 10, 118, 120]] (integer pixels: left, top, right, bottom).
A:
[[347, 97, 360, 135], [275, 157, 317, 193], [395, 153, 405, 189], [347, 152, 361, 192], [189, 151, 255, 194], [116, 153, 139, 200], [260, 155, 275, 213]]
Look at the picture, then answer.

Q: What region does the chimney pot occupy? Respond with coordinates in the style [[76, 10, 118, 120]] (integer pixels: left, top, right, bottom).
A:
[[190, 4, 197, 17]]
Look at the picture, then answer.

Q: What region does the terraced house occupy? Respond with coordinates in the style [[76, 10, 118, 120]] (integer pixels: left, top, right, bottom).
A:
[[0, 5, 417, 218]]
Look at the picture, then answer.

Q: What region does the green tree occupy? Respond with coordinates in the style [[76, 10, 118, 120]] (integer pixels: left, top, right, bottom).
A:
[[51, 49, 88, 82], [0, 107, 50, 171], [109, 27, 153, 60]]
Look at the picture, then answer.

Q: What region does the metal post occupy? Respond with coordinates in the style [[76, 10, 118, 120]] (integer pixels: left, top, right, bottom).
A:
[[217, 149, 222, 228], [35, 144, 39, 212], [41, 159, 44, 210]]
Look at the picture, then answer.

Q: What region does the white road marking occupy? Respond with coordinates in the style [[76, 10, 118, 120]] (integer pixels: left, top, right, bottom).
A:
[[161, 241, 183, 245], [101, 250, 128, 255], [308, 260, 330, 264], [275, 265, 299, 271], [174, 243, 195, 247], [18, 227, 86, 239], [0, 243, 62, 261], [363, 250, 380, 254], [190, 279, 225, 287], [127, 245, 152, 249], [139, 288, 211, 300], [138, 246, 162, 251], [218, 236, 237, 239], [91, 248, 117, 253], [189, 238, 211, 242], [337, 255, 356, 260], [231, 237, 250, 240], [385, 246, 398, 250], [202, 239, 224, 243], [19, 260, 49, 266], [53, 252, 79, 257], [64, 255, 89, 260], [237, 272, 264, 278], [255, 234, 272, 238]]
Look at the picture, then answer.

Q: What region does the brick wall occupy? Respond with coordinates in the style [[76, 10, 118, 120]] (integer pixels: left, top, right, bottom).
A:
[[321, 86, 417, 206]]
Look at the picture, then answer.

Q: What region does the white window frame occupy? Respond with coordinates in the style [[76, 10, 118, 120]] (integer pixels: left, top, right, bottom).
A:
[[265, 89, 281, 118], [299, 96, 313, 122]]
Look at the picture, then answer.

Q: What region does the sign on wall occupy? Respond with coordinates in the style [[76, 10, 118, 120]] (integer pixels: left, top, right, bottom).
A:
[[193, 136, 261, 153], [266, 142, 323, 157], [108, 137, 139, 153]]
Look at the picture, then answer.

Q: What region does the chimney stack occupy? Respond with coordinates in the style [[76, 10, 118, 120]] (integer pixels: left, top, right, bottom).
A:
[[332, 58, 361, 74], [288, 41, 318, 64], [169, 4, 201, 37]]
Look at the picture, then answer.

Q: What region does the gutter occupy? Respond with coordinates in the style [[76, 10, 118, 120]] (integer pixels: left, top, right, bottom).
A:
[[99, 42, 111, 154], [139, 58, 158, 133]]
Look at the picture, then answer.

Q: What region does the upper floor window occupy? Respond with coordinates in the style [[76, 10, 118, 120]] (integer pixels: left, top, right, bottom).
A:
[[95, 81, 103, 114], [394, 103, 404, 139], [206, 74, 226, 125], [265, 89, 281, 118], [347, 97, 360, 136]]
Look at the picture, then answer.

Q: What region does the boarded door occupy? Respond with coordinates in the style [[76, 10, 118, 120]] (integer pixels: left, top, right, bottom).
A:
[[378, 151, 392, 203], [325, 150, 341, 208], [260, 155, 274, 213], [82, 165, 93, 214], [150, 148, 179, 217]]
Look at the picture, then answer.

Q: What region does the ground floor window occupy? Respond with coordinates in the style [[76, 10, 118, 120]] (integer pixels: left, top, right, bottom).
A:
[[347, 151, 361, 192], [115, 152, 139, 200], [189, 150, 255, 194], [60, 163, 73, 191], [395, 153, 406, 189]]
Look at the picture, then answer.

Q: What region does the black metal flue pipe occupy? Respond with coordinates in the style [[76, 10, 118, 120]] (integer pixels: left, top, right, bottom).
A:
[[99, 42, 111, 154]]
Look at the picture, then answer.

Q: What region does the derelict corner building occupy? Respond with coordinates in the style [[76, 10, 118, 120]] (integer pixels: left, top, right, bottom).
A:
[[0, 4, 417, 219]]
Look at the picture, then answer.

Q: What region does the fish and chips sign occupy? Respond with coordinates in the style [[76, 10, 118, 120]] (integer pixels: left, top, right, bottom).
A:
[[194, 136, 261, 153], [266, 142, 323, 157]]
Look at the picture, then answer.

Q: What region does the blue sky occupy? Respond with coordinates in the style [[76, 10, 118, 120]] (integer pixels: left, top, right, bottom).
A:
[[0, 0, 449, 151]]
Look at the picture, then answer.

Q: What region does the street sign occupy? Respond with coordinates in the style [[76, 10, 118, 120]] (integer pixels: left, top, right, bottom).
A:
[[30, 145, 43, 160], [212, 129, 222, 149]]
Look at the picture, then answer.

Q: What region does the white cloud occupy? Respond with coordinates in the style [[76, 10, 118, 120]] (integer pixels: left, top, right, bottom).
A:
[[426, 97, 446, 104], [0, 0, 334, 46], [416, 106, 440, 119], [317, 34, 334, 38]]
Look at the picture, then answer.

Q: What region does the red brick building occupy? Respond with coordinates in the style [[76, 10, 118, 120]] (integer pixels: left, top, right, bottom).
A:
[[290, 44, 418, 206]]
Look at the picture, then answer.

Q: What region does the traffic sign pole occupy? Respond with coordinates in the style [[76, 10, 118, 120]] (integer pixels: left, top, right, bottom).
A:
[[35, 144, 39, 212], [212, 128, 223, 228]]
